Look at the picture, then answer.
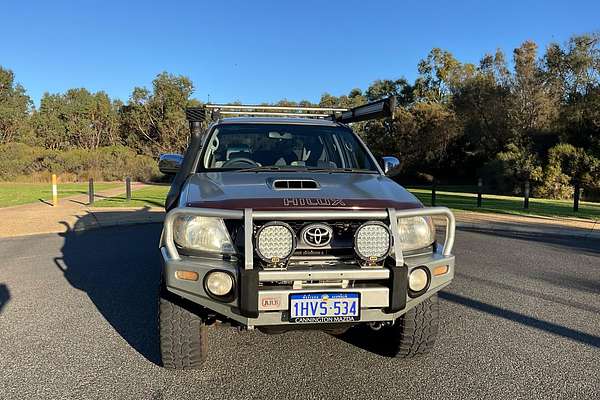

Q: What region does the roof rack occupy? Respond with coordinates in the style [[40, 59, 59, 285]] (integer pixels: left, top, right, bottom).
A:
[[204, 104, 347, 119], [185, 96, 396, 123]]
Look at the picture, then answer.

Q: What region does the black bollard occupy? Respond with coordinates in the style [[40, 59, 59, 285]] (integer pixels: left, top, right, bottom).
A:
[[431, 179, 437, 207], [524, 179, 530, 209], [573, 180, 580, 212], [88, 178, 94, 206], [126, 177, 131, 202], [477, 178, 483, 208]]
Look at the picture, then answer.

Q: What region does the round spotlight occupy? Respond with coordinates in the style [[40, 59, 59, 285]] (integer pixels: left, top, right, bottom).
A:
[[255, 222, 296, 263], [204, 271, 234, 297], [354, 221, 392, 263], [408, 267, 430, 297]]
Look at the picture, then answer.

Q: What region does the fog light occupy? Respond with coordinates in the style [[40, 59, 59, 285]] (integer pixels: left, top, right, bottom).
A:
[[205, 271, 234, 297], [408, 267, 430, 296]]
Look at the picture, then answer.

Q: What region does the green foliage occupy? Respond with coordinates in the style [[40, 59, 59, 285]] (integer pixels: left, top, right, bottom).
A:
[[31, 89, 121, 150], [535, 144, 600, 199], [0, 67, 32, 144], [0, 143, 158, 182], [120, 72, 196, 156], [480, 143, 543, 195]]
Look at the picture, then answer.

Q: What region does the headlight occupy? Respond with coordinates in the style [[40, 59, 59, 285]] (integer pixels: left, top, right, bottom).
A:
[[395, 216, 435, 252], [173, 215, 235, 254]]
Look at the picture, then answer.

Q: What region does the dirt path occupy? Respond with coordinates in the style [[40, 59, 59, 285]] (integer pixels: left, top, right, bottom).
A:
[[0, 183, 163, 237]]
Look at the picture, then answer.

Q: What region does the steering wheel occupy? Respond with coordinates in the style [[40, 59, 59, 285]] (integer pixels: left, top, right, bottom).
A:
[[222, 157, 260, 168]]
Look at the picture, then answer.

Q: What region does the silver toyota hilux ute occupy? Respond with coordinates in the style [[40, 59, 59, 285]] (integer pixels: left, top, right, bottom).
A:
[[158, 98, 456, 369]]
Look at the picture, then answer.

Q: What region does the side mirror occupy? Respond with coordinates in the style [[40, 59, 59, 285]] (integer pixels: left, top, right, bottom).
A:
[[380, 156, 400, 177], [159, 153, 184, 175]]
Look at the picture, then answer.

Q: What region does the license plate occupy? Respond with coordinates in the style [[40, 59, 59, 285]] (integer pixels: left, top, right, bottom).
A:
[[289, 293, 360, 323]]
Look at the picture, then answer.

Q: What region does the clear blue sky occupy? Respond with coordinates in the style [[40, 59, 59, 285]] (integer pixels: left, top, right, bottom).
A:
[[2, 0, 599, 106]]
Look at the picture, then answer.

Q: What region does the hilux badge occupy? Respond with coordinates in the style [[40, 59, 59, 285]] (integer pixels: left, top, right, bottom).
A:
[[302, 224, 333, 247]]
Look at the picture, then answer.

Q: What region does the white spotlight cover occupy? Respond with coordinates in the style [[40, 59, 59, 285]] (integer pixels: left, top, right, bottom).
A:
[[256, 223, 295, 262], [355, 222, 391, 262]]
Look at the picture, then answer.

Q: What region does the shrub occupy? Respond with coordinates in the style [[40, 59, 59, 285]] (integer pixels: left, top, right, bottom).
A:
[[0, 143, 159, 182], [536, 144, 600, 199]]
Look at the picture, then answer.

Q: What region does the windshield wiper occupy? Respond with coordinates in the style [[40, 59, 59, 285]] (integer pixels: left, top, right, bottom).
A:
[[235, 166, 377, 173], [236, 166, 307, 172], [304, 167, 377, 173]]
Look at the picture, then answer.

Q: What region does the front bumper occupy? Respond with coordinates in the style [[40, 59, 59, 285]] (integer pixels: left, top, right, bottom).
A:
[[161, 247, 454, 327], [160, 206, 456, 328]]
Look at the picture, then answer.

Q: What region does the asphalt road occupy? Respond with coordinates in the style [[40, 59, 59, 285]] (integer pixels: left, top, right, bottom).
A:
[[0, 222, 599, 400]]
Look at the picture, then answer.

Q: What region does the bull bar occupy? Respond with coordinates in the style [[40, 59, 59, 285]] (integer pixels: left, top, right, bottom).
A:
[[161, 206, 456, 327]]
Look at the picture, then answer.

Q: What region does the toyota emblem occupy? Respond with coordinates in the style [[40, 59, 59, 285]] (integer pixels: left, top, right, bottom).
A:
[[301, 224, 333, 247]]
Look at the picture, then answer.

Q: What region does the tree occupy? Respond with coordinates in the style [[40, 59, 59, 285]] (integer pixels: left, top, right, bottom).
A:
[[545, 34, 600, 154], [121, 72, 196, 156], [414, 48, 475, 103], [363, 102, 460, 175], [537, 143, 600, 199], [510, 41, 558, 138], [452, 50, 512, 160], [366, 79, 413, 105], [31, 89, 120, 150], [0, 67, 31, 144]]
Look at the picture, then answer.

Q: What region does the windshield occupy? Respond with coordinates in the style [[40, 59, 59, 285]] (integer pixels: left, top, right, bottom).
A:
[[200, 123, 378, 172]]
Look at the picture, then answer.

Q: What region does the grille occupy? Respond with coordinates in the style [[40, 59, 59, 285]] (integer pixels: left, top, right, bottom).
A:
[[253, 220, 366, 268]]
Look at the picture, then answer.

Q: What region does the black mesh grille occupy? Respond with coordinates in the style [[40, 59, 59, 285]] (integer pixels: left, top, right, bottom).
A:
[[272, 180, 319, 190]]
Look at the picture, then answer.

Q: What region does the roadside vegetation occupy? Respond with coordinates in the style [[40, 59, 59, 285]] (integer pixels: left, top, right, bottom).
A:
[[0, 142, 158, 182], [92, 184, 168, 208], [1, 32, 599, 204], [408, 188, 600, 220], [0, 182, 119, 208]]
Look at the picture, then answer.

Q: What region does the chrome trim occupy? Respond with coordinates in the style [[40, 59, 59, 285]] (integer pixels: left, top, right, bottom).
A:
[[258, 267, 389, 282], [301, 223, 333, 247], [387, 208, 403, 266], [163, 206, 455, 261], [244, 208, 253, 270]]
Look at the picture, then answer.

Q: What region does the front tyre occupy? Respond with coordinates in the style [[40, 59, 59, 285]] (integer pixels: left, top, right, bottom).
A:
[[348, 294, 439, 358], [391, 294, 440, 358], [158, 290, 208, 369]]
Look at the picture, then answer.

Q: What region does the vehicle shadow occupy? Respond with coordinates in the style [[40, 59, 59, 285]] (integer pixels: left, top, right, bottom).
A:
[[458, 226, 600, 255], [339, 288, 600, 355], [439, 291, 600, 348], [336, 326, 399, 358], [454, 272, 600, 315], [53, 210, 163, 365], [0, 283, 10, 314]]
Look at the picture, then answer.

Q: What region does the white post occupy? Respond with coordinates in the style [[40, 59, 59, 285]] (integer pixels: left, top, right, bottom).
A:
[[52, 174, 58, 206]]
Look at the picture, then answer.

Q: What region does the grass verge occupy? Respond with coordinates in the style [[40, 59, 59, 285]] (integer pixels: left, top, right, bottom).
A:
[[408, 188, 600, 220], [0, 182, 120, 208], [92, 185, 169, 208]]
